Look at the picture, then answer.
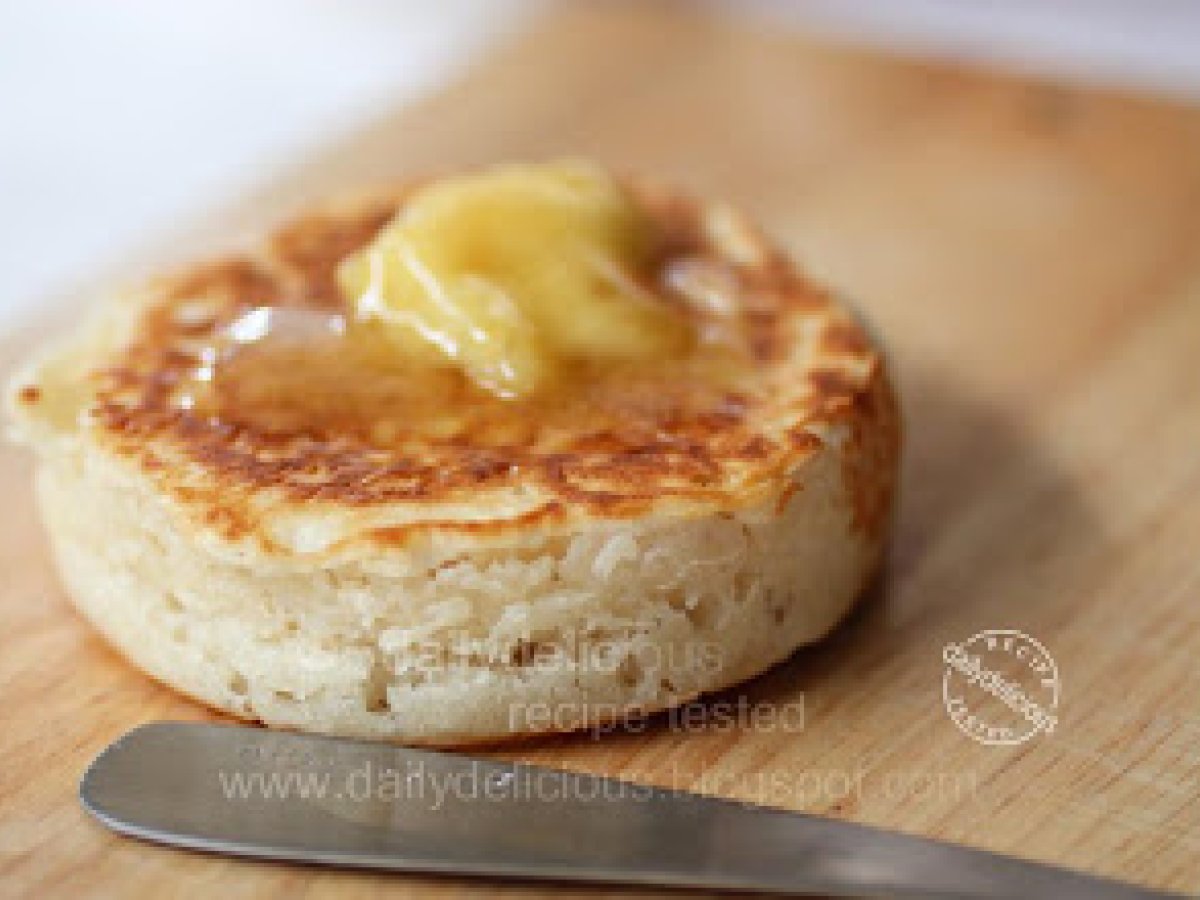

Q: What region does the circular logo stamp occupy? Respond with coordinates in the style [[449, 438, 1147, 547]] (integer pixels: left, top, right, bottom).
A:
[[942, 629, 1060, 746]]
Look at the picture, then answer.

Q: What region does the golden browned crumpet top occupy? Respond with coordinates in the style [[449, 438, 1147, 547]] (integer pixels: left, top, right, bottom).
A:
[[10, 178, 897, 563]]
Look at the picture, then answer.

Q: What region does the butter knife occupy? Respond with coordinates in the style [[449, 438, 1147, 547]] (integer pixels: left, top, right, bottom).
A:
[[80, 723, 1174, 898]]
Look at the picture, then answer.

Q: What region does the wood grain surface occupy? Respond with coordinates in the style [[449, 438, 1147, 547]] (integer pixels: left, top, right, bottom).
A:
[[3, 5, 1200, 897]]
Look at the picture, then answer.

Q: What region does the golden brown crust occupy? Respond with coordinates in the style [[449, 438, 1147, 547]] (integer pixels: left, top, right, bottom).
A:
[[15, 180, 894, 556]]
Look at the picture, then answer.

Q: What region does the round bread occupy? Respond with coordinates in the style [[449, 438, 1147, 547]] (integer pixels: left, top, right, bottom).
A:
[[6, 176, 899, 745]]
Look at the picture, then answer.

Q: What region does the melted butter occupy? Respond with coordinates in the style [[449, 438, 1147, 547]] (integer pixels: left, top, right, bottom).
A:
[[24, 353, 98, 432], [180, 303, 752, 449], [180, 307, 440, 441], [176, 163, 760, 445], [337, 160, 693, 398]]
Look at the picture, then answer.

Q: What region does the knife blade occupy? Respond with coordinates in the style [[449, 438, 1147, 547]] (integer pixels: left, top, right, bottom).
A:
[[80, 722, 1173, 898]]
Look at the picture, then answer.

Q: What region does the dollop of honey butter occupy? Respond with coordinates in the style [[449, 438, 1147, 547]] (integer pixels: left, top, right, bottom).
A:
[[337, 161, 691, 398]]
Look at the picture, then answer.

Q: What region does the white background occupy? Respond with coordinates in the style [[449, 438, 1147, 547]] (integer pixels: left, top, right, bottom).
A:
[[2, 0, 1197, 330]]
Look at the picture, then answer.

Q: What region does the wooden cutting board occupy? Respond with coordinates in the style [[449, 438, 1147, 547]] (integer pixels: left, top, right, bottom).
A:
[[3, 5, 1199, 897]]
